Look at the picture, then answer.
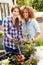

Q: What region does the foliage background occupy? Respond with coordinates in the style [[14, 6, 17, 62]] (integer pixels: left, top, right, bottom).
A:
[[16, 0, 43, 11]]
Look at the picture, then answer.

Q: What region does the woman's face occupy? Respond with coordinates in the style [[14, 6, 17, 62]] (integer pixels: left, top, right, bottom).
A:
[[12, 8, 20, 18], [23, 9, 29, 19]]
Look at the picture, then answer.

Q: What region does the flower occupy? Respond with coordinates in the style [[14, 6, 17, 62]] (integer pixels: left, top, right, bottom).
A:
[[17, 54, 25, 62]]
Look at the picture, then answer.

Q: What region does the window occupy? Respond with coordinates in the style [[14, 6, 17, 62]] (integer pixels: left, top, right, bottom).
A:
[[5, 3, 10, 17], [0, 10, 1, 20], [0, 3, 10, 20], [1, 3, 5, 19]]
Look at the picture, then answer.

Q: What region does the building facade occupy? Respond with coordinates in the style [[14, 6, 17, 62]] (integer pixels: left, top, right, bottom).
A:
[[0, 0, 16, 20]]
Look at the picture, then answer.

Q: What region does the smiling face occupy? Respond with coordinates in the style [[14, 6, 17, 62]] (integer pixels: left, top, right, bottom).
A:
[[23, 9, 29, 20], [12, 8, 20, 19]]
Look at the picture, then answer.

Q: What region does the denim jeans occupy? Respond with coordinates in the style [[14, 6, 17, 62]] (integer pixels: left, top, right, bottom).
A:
[[4, 46, 19, 55]]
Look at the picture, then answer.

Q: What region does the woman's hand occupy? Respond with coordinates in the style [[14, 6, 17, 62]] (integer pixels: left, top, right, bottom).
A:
[[33, 32, 40, 41], [7, 35, 19, 44], [7, 35, 13, 41], [13, 38, 19, 44], [20, 38, 24, 42]]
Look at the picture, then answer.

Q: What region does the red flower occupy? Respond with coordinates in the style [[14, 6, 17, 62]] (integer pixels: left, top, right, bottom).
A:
[[17, 54, 24, 62]]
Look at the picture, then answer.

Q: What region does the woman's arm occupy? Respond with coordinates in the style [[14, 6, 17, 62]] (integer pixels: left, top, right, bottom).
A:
[[2, 18, 13, 41], [33, 19, 41, 40], [33, 32, 40, 40]]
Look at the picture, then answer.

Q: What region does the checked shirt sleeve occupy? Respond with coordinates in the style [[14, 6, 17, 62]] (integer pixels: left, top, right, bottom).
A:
[[2, 18, 10, 38], [19, 21, 23, 38]]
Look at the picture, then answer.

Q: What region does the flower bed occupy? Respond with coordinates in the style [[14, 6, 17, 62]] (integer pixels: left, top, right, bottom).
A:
[[0, 40, 38, 65]]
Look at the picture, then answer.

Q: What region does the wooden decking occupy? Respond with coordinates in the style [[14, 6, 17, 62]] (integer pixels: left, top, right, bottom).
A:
[[0, 50, 5, 53]]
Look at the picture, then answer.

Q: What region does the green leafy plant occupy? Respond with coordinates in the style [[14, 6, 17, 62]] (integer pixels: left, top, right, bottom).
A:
[[30, 56, 38, 65], [0, 40, 37, 65], [35, 38, 43, 46]]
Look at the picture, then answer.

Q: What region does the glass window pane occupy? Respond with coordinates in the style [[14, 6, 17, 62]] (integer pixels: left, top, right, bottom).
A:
[[0, 3, 10, 20], [5, 3, 10, 16], [1, 3, 5, 19], [0, 3, 2, 20]]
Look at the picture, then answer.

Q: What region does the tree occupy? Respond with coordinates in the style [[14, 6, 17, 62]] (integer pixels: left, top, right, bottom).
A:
[[32, 0, 43, 11], [16, 0, 25, 7], [16, 0, 43, 11], [16, 0, 33, 7]]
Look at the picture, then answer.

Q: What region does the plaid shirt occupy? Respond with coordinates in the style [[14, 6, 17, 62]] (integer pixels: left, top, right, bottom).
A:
[[2, 16, 23, 50]]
